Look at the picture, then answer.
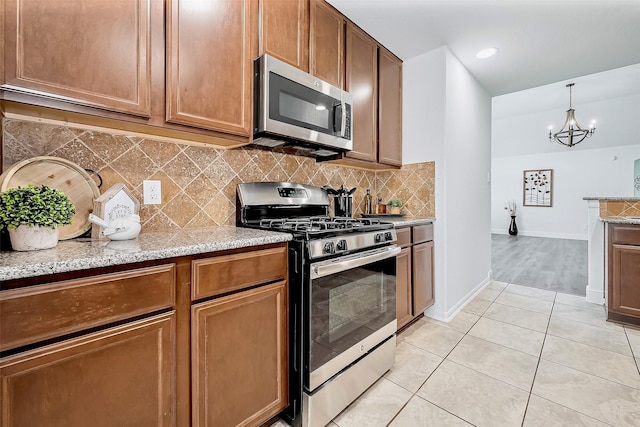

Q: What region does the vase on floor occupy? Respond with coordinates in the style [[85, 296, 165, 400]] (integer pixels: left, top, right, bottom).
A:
[[508, 216, 518, 236]]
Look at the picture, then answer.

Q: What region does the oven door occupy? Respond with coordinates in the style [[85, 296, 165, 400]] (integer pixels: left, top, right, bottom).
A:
[[306, 245, 400, 391]]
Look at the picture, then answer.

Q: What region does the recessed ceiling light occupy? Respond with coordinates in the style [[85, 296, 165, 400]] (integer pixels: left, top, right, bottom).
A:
[[476, 47, 498, 59]]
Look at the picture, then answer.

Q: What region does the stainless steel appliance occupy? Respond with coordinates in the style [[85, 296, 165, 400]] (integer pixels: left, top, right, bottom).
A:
[[253, 55, 353, 158], [236, 182, 399, 427]]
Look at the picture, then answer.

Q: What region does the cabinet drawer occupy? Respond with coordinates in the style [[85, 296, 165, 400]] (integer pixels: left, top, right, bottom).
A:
[[0, 312, 176, 427], [412, 223, 434, 244], [0, 264, 176, 352], [191, 246, 287, 300], [611, 225, 640, 245], [396, 227, 412, 247]]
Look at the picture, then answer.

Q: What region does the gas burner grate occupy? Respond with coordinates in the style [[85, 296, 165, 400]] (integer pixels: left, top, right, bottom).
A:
[[258, 216, 382, 232]]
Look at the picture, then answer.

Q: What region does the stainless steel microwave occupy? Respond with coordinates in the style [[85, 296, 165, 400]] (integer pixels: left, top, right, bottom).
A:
[[253, 55, 353, 158]]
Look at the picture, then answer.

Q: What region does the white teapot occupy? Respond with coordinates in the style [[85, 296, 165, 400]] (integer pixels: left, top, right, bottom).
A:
[[88, 213, 141, 241]]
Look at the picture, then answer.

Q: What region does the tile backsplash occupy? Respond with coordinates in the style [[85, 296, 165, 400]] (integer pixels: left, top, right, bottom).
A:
[[2, 118, 435, 231], [599, 200, 640, 218]]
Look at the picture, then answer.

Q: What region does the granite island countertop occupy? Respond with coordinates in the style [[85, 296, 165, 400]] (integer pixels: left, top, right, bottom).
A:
[[583, 197, 640, 201], [0, 226, 292, 282], [599, 216, 640, 225]]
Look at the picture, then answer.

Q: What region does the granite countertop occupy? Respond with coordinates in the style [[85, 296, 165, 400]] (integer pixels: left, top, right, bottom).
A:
[[383, 217, 435, 227], [583, 197, 640, 201], [599, 216, 640, 225], [0, 226, 292, 282]]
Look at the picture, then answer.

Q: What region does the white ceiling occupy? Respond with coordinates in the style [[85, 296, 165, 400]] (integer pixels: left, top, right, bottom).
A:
[[327, 0, 640, 96]]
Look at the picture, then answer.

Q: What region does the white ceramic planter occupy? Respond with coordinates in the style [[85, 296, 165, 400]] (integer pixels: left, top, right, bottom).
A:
[[8, 225, 59, 251]]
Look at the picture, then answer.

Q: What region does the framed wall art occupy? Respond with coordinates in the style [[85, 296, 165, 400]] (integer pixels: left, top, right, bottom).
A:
[[523, 169, 553, 207]]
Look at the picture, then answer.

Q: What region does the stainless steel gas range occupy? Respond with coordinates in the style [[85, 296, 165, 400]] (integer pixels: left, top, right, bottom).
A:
[[236, 182, 399, 427]]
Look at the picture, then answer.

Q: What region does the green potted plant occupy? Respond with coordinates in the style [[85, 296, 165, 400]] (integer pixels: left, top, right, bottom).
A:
[[387, 199, 403, 215], [0, 184, 75, 251]]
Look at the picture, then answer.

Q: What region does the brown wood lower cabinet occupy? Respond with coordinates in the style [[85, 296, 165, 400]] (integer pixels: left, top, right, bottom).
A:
[[413, 241, 434, 314], [396, 246, 413, 328], [608, 223, 640, 325], [0, 242, 288, 427], [396, 224, 435, 329], [0, 312, 176, 427], [192, 280, 287, 426]]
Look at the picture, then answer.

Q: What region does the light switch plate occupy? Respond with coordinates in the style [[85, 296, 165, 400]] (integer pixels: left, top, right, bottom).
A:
[[143, 180, 162, 205]]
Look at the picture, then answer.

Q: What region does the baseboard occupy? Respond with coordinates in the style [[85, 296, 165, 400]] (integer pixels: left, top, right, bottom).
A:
[[424, 271, 492, 322], [586, 285, 605, 305], [492, 229, 587, 241]]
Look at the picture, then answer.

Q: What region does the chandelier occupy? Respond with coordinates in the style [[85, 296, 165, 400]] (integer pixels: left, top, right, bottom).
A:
[[548, 83, 596, 147]]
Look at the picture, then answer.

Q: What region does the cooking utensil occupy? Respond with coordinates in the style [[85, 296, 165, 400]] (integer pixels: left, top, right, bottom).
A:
[[323, 185, 339, 195], [0, 156, 101, 239]]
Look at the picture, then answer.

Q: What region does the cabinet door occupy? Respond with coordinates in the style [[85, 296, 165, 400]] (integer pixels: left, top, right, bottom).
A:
[[378, 48, 402, 166], [309, 0, 344, 88], [259, 0, 309, 71], [345, 23, 378, 162], [0, 313, 176, 427], [396, 246, 413, 329], [2, 0, 153, 117], [609, 244, 640, 318], [166, 0, 257, 136], [413, 241, 434, 314], [192, 281, 287, 427]]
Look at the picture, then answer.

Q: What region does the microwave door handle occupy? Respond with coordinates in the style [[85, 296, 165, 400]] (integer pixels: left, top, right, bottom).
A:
[[332, 102, 343, 135], [339, 100, 347, 137]]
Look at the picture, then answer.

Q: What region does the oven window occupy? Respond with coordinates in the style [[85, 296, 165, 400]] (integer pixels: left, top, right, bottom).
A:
[[308, 257, 396, 374]]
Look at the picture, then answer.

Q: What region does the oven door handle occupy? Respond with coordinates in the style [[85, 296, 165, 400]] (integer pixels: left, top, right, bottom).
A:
[[310, 245, 401, 279]]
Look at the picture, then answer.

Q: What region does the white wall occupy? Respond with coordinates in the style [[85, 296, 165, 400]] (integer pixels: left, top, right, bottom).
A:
[[404, 47, 492, 320], [492, 85, 640, 239], [492, 145, 640, 239], [443, 51, 492, 308]]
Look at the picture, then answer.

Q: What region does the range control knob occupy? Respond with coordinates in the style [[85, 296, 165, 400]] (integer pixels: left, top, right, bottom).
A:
[[336, 239, 348, 251], [384, 232, 393, 241], [323, 241, 335, 254], [374, 233, 384, 243]]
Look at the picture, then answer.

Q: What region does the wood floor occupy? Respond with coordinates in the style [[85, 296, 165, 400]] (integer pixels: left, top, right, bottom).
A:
[[491, 234, 588, 296]]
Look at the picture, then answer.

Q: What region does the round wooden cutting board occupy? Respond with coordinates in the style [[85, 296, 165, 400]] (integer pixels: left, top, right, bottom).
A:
[[0, 156, 101, 240]]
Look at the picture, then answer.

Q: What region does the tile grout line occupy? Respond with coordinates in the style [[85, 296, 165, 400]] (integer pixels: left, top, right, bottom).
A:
[[527, 292, 620, 427], [623, 328, 640, 376], [384, 311, 486, 427], [520, 289, 556, 427]]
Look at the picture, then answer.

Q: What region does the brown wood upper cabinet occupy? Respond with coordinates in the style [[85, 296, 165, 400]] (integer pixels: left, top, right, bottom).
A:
[[309, 0, 345, 88], [322, 13, 402, 168], [259, 0, 309, 72], [345, 22, 378, 163], [2, 0, 154, 117], [378, 47, 403, 166], [166, 0, 257, 136]]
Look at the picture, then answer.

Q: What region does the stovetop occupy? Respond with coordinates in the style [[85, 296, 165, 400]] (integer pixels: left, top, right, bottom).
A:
[[236, 182, 397, 258], [258, 216, 385, 233]]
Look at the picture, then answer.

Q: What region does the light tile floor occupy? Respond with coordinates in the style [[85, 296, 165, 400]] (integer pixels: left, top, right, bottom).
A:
[[277, 281, 640, 427]]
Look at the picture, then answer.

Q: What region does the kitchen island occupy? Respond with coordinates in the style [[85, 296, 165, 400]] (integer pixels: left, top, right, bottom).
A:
[[584, 197, 640, 324]]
